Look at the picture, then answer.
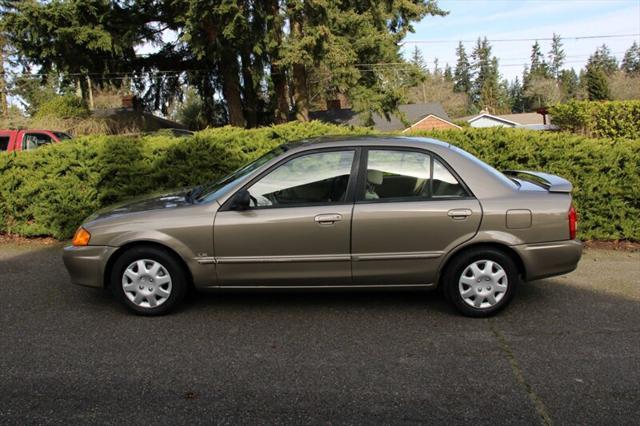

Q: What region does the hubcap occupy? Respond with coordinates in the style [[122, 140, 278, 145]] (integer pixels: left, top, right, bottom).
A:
[[458, 260, 508, 309], [122, 259, 172, 308]]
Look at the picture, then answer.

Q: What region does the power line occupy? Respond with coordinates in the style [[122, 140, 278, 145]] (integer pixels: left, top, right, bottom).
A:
[[403, 33, 640, 44]]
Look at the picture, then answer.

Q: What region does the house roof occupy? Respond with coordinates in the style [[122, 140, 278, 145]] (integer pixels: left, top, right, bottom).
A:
[[402, 114, 462, 132], [467, 113, 519, 126], [461, 112, 546, 126], [310, 102, 453, 131], [92, 108, 187, 132]]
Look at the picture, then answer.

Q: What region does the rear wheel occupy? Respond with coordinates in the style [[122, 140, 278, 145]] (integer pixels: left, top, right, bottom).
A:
[[110, 246, 187, 315], [442, 248, 519, 317]]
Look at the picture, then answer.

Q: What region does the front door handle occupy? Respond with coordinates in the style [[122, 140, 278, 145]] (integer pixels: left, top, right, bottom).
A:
[[314, 214, 342, 225], [447, 209, 472, 220]]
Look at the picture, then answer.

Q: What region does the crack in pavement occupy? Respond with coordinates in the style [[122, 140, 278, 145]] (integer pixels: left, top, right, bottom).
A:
[[490, 321, 553, 426]]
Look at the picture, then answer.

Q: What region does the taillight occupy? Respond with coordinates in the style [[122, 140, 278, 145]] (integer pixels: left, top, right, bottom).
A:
[[568, 205, 577, 240]]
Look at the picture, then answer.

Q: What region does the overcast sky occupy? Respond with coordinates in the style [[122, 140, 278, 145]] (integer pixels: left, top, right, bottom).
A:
[[403, 0, 640, 81]]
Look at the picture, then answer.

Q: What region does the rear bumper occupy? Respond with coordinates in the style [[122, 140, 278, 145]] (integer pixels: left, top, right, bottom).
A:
[[62, 245, 117, 288], [513, 240, 583, 281]]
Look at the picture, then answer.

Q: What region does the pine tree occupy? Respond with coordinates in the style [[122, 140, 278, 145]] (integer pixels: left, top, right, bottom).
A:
[[529, 41, 549, 78], [587, 44, 619, 74], [621, 41, 640, 75], [453, 41, 471, 94], [548, 33, 565, 79], [471, 37, 501, 112], [559, 68, 580, 100], [508, 77, 525, 113], [585, 66, 610, 100], [443, 64, 453, 82], [410, 46, 427, 72]]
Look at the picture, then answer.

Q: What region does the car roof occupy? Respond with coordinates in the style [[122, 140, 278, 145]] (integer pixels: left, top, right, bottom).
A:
[[284, 135, 453, 151]]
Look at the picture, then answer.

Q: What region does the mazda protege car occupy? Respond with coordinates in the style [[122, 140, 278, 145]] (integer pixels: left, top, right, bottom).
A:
[[63, 136, 582, 317]]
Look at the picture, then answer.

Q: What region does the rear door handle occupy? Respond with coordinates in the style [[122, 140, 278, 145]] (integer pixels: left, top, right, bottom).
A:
[[314, 214, 342, 225], [447, 209, 472, 220]]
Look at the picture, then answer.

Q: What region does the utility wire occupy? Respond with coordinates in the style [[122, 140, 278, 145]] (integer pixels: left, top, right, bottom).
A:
[[403, 33, 640, 44]]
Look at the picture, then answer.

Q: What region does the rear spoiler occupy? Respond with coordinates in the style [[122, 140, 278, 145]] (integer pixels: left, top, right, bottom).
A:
[[502, 170, 573, 193]]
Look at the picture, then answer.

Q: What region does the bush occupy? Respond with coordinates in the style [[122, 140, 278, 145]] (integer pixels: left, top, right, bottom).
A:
[[410, 128, 640, 241], [34, 95, 90, 120], [0, 122, 374, 238], [0, 123, 638, 241], [550, 100, 640, 139]]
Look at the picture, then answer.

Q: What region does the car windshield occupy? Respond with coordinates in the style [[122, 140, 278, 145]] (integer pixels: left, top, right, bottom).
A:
[[194, 146, 287, 203]]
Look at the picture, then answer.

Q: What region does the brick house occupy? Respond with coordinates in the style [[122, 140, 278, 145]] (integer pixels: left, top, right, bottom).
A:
[[310, 102, 460, 132]]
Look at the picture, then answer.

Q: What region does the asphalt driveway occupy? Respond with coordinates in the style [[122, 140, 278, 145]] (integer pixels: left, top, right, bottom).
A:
[[0, 242, 638, 425]]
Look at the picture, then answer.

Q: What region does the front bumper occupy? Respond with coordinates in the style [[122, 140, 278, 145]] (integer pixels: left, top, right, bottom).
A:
[[62, 245, 118, 288], [513, 239, 583, 281]]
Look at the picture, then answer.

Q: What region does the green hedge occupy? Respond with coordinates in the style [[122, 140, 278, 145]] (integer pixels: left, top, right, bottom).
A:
[[410, 128, 639, 241], [550, 100, 640, 139], [0, 123, 638, 241], [0, 122, 373, 238]]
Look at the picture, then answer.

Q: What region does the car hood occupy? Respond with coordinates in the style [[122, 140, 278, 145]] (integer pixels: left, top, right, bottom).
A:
[[86, 188, 193, 222]]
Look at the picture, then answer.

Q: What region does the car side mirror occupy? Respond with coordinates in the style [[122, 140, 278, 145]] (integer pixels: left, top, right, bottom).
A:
[[231, 189, 251, 211]]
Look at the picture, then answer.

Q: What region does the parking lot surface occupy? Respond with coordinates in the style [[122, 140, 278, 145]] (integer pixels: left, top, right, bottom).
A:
[[1, 242, 639, 425]]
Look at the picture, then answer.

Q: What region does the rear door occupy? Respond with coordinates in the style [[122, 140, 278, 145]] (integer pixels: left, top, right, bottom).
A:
[[213, 148, 359, 286], [351, 148, 481, 285]]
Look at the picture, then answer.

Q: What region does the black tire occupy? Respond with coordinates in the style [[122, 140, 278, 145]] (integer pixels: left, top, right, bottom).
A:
[[442, 247, 519, 317], [110, 246, 188, 316]]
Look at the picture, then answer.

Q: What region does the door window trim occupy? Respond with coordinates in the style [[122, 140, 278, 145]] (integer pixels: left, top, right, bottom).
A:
[[219, 147, 362, 211], [354, 146, 475, 204]]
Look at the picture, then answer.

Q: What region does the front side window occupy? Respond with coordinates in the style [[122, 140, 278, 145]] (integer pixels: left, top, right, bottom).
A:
[[363, 149, 466, 201], [0, 136, 9, 151], [248, 150, 355, 207], [22, 133, 54, 150]]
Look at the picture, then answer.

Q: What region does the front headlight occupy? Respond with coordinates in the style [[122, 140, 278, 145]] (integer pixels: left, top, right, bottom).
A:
[[72, 227, 91, 246]]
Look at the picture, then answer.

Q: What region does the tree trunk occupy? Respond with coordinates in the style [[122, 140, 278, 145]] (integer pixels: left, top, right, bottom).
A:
[[0, 39, 7, 117], [220, 49, 245, 127], [266, 0, 289, 123], [290, 17, 309, 122], [271, 64, 289, 123], [241, 51, 258, 128]]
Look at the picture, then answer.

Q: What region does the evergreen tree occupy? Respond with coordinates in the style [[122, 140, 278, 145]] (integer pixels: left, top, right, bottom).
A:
[[443, 64, 453, 82], [621, 41, 640, 75], [508, 77, 525, 113], [587, 44, 619, 74], [548, 33, 565, 79], [453, 41, 471, 94], [410, 46, 427, 72], [471, 37, 501, 112], [585, 65, 610, 100], [529, 41, 549, 78], [559, 68, 580, 100]]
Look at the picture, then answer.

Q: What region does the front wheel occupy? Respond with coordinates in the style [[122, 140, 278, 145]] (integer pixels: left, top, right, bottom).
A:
[[111, 246, 188, 315], [442, 248, 519, 317]]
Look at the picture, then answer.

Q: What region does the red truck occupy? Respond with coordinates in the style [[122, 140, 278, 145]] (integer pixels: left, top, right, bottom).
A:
[[0, 130, 72, 152]]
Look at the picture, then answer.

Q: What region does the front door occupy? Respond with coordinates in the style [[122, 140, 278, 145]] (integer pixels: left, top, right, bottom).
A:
[[351, 148, 481, 285], [214, 149, 357, 286]]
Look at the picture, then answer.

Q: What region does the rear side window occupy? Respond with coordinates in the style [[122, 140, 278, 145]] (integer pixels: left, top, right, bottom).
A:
[[362, 149, 467, 201], [0, 136, 9, 151], [53, 132, 72, 140], [247, 150, 355, 208], [22, 133, 54, 150]]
